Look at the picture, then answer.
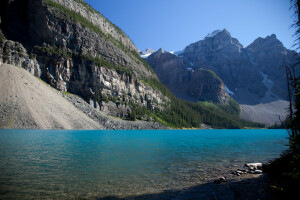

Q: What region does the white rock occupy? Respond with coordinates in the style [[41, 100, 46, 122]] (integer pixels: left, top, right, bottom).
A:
[[245, 163, 262, 170]]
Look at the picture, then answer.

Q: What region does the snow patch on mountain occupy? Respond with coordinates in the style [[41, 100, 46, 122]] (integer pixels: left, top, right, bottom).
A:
[[140, 48, 155, 58], [170, 50, 184, 56]]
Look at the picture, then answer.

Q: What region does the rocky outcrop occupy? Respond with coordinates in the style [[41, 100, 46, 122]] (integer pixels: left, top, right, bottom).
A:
[[33, 49, 168, 116], [0, 63, 168, 129], [0, 30, 41, 77], [50, 0, 138, 53], [180, 29, 297, 105], [63, 93, 168, 129], [147, 49, 230, 104], [0, 0, 168, 118]]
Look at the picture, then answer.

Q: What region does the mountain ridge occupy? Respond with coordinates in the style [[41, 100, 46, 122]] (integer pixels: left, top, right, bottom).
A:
[[144, 29, 295, 125], [180, 29, 296, 105], [1, 0, 169, 118], [0, 1, 265, 128]]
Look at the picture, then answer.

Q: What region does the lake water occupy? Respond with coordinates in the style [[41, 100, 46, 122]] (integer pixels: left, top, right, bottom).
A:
[[0, 129, 288, 199]]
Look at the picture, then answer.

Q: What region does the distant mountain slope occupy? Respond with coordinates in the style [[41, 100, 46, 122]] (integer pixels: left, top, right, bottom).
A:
[[146, 49, 230, 104], [246, 34, 295, 100], [180, 29, 297, 105], [144, 29, 294, 125], [240, 100, 289, 125]]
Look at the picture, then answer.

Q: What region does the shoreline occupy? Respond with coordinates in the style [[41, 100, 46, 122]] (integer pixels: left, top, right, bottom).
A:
[[107, 163, 274, 200]]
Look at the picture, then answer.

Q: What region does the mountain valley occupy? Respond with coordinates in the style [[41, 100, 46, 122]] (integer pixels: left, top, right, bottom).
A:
[[0, 0, 293, 129]]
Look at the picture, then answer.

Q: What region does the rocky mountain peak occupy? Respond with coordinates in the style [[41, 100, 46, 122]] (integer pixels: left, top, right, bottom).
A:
[[140, 48, 155, 58], [247, 34, 284, 51], [140, 48, 155, 55], [205, 29, 230, 39], [157, 48, 166, 54], [184, 29, 243, 55], [173, 29, 296, 105]]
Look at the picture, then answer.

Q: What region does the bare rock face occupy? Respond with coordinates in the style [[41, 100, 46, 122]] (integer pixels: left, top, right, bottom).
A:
[[181, 29, 266, 105], [0, 0, 168, 118], [51, 0, 138, 53], [180, 29, 297, 105], [0, 30, 41, 77], [246, 34, 296, 100], [147, 49, 230, 104]]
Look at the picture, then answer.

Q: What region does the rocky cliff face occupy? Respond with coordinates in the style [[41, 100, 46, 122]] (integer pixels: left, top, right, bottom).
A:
[[0, 0, 168, 118], [147, 49, 230, 104], [50, 0, 138, 53], [180, 29, 297, 105], [246, 34, 296, 100], [0, 30, 40, 76]]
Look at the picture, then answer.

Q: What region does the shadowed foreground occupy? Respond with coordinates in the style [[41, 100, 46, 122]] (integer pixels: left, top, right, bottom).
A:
[[95, 175, 275, 200]]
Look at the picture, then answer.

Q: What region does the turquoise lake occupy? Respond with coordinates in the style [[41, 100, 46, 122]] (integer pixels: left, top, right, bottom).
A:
[[0, 129, 288, 199]]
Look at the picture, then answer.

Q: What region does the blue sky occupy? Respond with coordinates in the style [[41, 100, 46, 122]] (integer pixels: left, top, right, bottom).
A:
[[85, 0, 296, 52]]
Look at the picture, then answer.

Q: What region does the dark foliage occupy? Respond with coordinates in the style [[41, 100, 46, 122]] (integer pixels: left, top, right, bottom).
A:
[[142, 78, 264, 129], [263, 1, 300, 198]]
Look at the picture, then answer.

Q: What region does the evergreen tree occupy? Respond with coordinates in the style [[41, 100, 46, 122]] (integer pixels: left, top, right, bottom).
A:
[[263, 1, 300, 198]]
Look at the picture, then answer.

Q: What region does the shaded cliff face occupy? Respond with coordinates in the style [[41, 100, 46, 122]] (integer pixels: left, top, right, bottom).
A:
[[0, 0, 168, 117], [246, 34, 296, 100], [147, 49, 230, 104], [180, 29, 296, 105]]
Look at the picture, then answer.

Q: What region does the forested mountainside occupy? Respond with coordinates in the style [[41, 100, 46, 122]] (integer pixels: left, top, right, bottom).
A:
[[0, 0, 262, 129]]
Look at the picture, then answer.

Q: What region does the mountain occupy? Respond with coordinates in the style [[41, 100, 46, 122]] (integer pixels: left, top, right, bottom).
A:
[[146, 48, 230, 104], [180, 29, 297, 105], [140, 48, 155, 58], [0, 0, 168, 120], [144, 29, 296, 125], [246, 34, 296, 100], [0, 0, 258, 129]]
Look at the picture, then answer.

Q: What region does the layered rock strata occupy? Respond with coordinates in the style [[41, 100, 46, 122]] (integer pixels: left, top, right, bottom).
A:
[[0, 0, 169, 118]]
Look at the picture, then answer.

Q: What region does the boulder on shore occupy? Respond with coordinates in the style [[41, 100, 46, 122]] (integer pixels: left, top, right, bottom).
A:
[[245, 163, 262, 170]]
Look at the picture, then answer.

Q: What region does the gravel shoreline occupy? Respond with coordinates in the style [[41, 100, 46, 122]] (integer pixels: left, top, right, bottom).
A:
[[94, 165, 275, 200]]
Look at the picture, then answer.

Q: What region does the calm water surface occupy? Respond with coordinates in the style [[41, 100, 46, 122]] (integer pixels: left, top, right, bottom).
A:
[[0, 129, 288, 199]]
